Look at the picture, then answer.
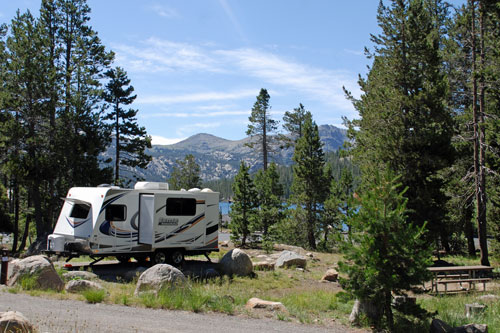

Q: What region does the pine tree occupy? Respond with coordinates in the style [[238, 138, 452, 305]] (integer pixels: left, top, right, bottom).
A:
[[254, 162, 284, 237], [168, 154, 202, 190], [229, 162, 258, 246], [290, 116, 329, 249], [344, 0, 454, 248], [103, 67, 151, 184], [246, 88, 278, 171], [281, 103, 311, 148], [339, 171, 432, 331], [5, 9, 53, 243], [56, 0, 114, 189]]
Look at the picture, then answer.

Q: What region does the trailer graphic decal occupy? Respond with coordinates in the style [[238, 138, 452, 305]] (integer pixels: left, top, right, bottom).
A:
[[99, 193, 128, 214], [65, 216, 90, 228], [154, 213, 205, 243], [99, 220, 139, 239]]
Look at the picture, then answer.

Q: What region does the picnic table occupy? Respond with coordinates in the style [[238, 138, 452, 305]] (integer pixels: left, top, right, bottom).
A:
[[427, 265, 493, 294]]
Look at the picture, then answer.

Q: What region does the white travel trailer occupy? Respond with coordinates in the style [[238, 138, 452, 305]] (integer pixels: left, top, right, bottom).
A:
[[46, 182, 220, 265]]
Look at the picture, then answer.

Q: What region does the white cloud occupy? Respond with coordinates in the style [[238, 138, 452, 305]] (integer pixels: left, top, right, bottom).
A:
[[218, 0, 246, 41], [149, 4, 179, 19], [113, 37, 220, 73], [113, 37, 359, 114], [142, 110, 249, 119], [150, 135, 185, 145], [136, 89, 256, 105], [216, 48, 358, 111], [344, 49, 364, 56]]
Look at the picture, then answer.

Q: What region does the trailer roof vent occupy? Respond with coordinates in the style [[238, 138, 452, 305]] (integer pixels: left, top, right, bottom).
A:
[[201, 188, 213, 193], [188, 188, 201, 192], [97, 184, 120, 189], [134, 182, 169, 190]]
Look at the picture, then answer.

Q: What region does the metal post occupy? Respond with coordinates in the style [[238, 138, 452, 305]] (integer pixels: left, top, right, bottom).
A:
[[1, 249, 9, 285]]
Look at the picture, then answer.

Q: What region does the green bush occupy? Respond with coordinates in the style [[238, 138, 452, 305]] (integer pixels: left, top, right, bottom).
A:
[[82, 289, 106, 303], [19, 275, 38, 290]]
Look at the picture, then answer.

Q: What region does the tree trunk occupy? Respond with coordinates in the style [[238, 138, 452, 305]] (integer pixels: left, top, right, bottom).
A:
[[464, 206, 476, 256], [263, 111, 268, 171], [477, 0, 489, 266], [19, 212, 31, 254], [11, 180, 19, 254], [385, 291, 394, 332], [307, 202, 316, 249], [470, 0, 489, 266], [115, 102, 120, 183]]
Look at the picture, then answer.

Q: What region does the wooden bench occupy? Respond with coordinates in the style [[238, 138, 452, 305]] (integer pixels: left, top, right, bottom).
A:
[[435, 278, 491, 294]]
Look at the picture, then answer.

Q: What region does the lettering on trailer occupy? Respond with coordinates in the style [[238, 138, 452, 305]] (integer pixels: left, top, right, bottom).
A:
[[159, 217, 179, 226]]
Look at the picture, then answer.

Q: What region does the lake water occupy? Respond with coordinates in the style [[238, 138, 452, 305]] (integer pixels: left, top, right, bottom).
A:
[[219, 202, 231, 215]]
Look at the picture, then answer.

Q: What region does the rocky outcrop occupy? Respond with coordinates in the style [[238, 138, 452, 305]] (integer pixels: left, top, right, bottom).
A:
[[321, 269, 338, 282], [7, 255, 63, 291], [275, 251, 307, 269], [65, 279, 104, 293], [63, 271, 99, 281], [0, 311, 35, 333], [134, 264, 186, 296], [245, 298, 286, 312], [219, 249, 253, 277]]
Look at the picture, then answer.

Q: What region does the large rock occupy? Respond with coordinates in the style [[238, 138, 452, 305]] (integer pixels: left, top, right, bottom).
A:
[[430, 319, 453, 333], [245, 298, 287, 312], [275, 250, 307, 269], [7, 255, 63, 291], [134, 264, 186, 296], [63, 271, 99, 281], [218, 249, 253, 277], [0, 311, 35, 333], [65, 279, 104, 293], [349, 299, 382, 325], [321, 268, 338, 282]]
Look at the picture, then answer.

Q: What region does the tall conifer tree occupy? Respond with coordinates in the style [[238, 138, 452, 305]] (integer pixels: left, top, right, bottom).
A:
[[246, 88, 278, 171], [103, 67, 151, 184], [254, 162, 284, 237], [290, 116, 329, 249], [345, 0, 454, 247], [229, 162, 258, 246]]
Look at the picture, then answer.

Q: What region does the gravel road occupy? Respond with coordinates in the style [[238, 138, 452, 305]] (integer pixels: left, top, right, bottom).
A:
[[0, 291, 364, 333]]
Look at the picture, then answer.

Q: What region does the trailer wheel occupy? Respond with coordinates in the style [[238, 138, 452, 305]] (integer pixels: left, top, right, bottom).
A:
[[168, 250, 184, 266], [152, 250, 167, 265]]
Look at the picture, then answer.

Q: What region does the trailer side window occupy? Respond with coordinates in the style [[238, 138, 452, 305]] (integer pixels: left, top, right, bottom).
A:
[[166, 198, 196, 216], [105, 205, 127, 221], [70, 204, 90, 219]]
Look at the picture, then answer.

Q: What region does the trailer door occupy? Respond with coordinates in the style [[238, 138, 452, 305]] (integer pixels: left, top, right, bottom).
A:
[[138, 194, 154, 245]]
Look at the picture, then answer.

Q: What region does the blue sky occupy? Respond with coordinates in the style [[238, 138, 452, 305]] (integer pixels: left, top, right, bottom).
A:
[[1, 0, 464, 145]]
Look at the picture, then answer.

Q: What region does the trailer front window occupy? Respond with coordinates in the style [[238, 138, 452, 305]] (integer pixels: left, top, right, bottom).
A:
[[70, 204, 90, 219], [106, 205, 127, 221], [166, 198, 196, 216]]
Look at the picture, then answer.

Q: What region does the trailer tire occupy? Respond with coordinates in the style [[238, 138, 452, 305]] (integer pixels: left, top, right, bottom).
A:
[[168, 250, 184, 266], [152, 250, 167, 265]]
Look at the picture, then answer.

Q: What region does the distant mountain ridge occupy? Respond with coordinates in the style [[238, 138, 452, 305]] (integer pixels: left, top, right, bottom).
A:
[[116, 124, 347, 182]]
